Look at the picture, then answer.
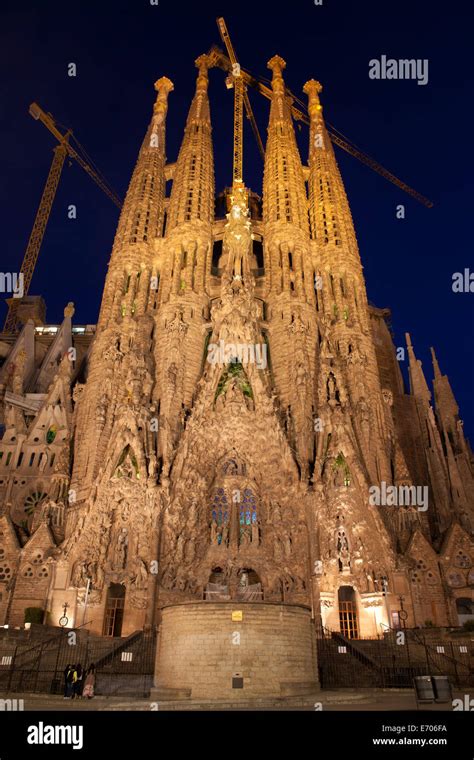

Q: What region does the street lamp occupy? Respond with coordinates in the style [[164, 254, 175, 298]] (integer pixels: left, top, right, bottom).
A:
[[381, 576, 391, 629], [59, 602, 69, 627]]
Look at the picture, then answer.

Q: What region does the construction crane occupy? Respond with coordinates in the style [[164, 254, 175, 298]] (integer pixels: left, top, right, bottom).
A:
[[3, 103, 122, 334], [216, 17, 264, 184], [208, 34, 433, 209]]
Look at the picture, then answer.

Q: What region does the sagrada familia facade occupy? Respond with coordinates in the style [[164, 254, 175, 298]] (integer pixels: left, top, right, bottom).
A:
[[0, 52, 472, 695]]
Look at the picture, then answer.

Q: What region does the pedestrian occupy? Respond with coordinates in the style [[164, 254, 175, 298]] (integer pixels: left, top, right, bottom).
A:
[[63, 664, 72, 699], [82, 664, 96, 699], [73, 662, 83, 699], [64, 664, 76, 699]]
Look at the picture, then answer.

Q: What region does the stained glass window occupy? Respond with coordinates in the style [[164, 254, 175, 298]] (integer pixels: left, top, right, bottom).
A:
[[239, 488, 257, 537], [46, 425, 57, 444], [211, 488, 229, 545]]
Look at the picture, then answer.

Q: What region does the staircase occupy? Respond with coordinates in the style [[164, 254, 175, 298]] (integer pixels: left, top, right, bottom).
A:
[[316, 629, 473, 688]]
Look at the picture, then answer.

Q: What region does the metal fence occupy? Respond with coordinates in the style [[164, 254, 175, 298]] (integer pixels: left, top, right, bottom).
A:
[[0, 629, 156, 697], [0, 623, 471, 696], [316, 626, 474, 689]]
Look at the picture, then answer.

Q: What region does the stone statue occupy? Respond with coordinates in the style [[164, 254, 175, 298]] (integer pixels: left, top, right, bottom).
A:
[[115, 528, 128, 570], [221, 524, 229, 547], [238, 570, 249, 589], [130, 557, 148, 589], [175, 534, 185, 562], [336, 526, 350, 571], [147, 452, 157, 479], [240, 525, 251, 547], [72, 561, 88, 588]]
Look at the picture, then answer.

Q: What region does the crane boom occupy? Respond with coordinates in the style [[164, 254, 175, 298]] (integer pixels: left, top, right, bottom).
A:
[[243, 89, 265, 160], [208, 44, 433, 208], [2, 104, 123, 334], [29, 103, 122, 209]]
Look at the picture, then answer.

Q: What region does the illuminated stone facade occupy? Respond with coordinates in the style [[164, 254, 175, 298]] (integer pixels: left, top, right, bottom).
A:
[[0, 54, 472, 655]]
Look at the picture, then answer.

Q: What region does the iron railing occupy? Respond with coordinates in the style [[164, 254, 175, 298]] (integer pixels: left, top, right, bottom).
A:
[[0, 628, 156, 697]]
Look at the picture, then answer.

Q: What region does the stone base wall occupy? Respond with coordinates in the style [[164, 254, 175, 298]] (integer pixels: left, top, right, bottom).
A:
[[155, 601, 318, 699]]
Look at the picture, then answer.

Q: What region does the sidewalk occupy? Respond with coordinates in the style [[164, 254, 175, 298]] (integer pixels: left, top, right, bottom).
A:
[[0, 689, 465, 711]]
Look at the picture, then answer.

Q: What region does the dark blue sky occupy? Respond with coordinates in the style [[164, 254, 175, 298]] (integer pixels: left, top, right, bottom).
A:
[[1, 0, 473, 438]]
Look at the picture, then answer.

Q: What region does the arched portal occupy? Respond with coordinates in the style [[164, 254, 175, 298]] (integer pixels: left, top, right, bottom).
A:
[[103, 583, 126, 637], [338, 585, 358, 639]]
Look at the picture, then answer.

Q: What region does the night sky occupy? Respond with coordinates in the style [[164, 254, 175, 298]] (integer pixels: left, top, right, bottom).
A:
[[1, 0, 472, 438]]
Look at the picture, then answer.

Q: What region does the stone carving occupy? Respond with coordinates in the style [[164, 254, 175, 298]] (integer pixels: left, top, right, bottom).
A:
[[336, 523, 351, 572], [114, 528, 128, 570], [129, 557, 148, 589]]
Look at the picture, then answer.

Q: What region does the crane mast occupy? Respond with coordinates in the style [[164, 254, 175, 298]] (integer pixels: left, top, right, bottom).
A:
[[217, 16, 266, 196], [233, 75, 244, 184], [3, 142, 69, 334], [217, 18, 245, 187], [2, 104, 122, 334]]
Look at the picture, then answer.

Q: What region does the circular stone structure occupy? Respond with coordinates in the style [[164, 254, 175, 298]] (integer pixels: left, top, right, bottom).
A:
[[154, 601, 318, 700]]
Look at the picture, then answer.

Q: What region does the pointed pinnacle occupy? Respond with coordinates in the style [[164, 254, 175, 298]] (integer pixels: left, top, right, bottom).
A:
[[154, 76, 174, 95], [303, 79, 323, 99], [267, 55, 286, 76], [153, 77, 174, 121], [194, 54, 210, 91], [405, 333, 431, 402], [430, 347, 442, 378], [304, 79, 324, 119]]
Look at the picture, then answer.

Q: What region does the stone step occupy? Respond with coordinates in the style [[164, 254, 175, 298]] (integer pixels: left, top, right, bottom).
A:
[[149, 687, 192, 701], [107, 692, 372, 711]]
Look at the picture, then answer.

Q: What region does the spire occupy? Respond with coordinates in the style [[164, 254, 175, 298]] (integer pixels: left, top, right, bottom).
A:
[[167, 54, 215, 231], [304, 79, 357, 253], [112, 76, 173, 259], [430, 347, 460, 433], [96, 76, 173, 328], [430, 347, 442, 380], [406, 333, 431, 404], [262, 56, 308, 233]]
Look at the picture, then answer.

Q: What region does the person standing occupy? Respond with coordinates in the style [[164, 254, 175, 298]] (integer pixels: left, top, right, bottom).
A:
[[64, 664, 76, 699], [63, 664, 72, 698], [73, 663, 83, 699], [82, 664, 96, 699]]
